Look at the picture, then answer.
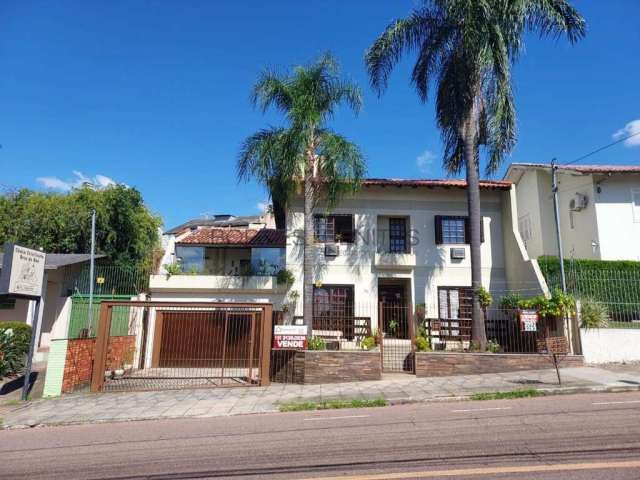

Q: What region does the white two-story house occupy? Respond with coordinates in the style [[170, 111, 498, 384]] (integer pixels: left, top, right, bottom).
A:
[[285, 178, 545, 340], [505, 163, 640, 261]]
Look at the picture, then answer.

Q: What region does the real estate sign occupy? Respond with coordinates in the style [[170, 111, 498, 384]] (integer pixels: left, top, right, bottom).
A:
[[0, 244, 46, 299], [519, 309, 539, 332], [273, 325, 308, 350]]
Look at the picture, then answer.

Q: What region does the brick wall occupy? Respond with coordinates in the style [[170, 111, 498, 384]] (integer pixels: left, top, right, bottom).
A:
[[415, 352, 584, 377], [62, 336, 135, 393], [293, 351, 382, 384]]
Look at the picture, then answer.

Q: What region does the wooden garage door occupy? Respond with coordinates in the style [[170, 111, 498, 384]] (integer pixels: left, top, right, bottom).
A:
[[155, 310, 261, 370]]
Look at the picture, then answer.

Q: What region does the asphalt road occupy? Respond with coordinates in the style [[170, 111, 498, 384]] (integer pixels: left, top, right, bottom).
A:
[[1, 391, 640, 480]]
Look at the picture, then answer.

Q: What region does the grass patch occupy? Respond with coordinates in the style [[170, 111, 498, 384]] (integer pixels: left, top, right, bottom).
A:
[[1, 399, 22, 407], [279, 398, 387, 412], [470, 389, 543, 401]]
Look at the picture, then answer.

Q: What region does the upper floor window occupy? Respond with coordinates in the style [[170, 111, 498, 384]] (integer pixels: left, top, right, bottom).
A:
[[435, 215, 484, 245], [389, 218, 408, 253], [518, 214, 532, 242], [314, 214, 354, 243], [633, 189, 640, 223]]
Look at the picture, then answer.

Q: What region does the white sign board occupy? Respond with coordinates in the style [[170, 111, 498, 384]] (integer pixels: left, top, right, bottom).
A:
[[274, 325, 308, 336], [0, 244, 46, 298]]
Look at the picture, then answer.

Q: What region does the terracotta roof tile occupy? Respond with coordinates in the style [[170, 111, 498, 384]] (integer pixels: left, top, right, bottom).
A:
[[177, 228, 285, 247], [362, 178, 512, 190]]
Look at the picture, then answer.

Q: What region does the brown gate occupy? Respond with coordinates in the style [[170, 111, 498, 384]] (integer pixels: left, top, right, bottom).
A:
[[90, 301, 272, 392]]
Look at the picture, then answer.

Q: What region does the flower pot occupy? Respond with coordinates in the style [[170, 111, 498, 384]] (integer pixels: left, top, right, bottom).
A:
[[114, 369, 125, 379], [104, 370, 113, 380]]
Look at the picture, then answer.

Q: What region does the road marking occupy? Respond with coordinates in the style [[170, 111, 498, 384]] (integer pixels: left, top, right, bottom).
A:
[[298, 460, 640, 480], [451, 407, 512, 413], [592, 400, 640, 405], [303, 415, 370, 421]]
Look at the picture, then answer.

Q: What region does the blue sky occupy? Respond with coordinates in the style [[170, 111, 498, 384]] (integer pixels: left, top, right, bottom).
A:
[[1, 1, 639, 229]]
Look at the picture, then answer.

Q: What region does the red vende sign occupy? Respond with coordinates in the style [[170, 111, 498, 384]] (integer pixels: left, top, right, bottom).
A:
[[273, 335, 307, 350]]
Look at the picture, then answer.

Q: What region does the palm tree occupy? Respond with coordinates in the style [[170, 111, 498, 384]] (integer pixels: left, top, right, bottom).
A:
[[365, 0, 585, 348], [238, 53, 365, 331]]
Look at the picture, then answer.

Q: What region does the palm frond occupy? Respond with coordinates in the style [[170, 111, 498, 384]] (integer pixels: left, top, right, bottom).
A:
[[365, 9, 438, 95], [316, 130, 366, 207]]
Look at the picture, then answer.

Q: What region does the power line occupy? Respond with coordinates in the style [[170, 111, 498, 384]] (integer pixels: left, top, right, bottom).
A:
[[563, 130, 640, 166]]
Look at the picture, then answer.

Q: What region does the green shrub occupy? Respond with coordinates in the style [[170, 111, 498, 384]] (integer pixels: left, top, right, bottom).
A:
[[0, 322, 32, 378], [360, 336, 377, 350], [486, 339, 501, 353], [415, 335, 431, 352], [163, 262, 182, 275], [276, 269, 295, 286], [579, 298, 609, 329], [499, 290, 575, 319], [478, 287, 493, 309], [307, 336, 326, 351]]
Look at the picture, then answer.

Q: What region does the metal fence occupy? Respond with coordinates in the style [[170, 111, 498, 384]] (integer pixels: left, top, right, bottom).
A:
[[62, 264, 150, 297], [544, 268, 640, 327], [90, 302, 272, 392]]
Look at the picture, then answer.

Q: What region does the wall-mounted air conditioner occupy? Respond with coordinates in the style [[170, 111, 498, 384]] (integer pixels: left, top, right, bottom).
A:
[[324, 243, 339, 257], [569, 193, 588, 211], [450, 247, 465, 260]]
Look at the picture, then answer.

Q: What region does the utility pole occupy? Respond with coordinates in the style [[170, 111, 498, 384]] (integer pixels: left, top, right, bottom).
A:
[[551, 159, 567, 293], [88, 209, 96, 335]]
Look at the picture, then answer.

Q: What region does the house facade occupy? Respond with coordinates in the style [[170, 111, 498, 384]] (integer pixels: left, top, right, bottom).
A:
[[505, 163, 640, 261], [285, 179, 545, 334], [150, 179, 546, 334]]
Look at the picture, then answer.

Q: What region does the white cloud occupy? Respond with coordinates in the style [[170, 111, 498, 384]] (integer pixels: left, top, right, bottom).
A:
[[613, 119, 640, 148], [256, 202, 270, 213], [36, 171, 119, 191], [416, 149, 437, 173]]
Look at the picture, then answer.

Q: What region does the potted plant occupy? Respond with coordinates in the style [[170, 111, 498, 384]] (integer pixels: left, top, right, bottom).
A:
[[122, 346, 135, 373]]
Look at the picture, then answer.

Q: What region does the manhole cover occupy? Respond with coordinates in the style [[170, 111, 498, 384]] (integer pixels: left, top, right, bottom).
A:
[[618, 380, 640, 385]]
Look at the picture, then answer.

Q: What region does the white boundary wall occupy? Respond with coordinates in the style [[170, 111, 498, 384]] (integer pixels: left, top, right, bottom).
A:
[[580, 328, 640, 363]]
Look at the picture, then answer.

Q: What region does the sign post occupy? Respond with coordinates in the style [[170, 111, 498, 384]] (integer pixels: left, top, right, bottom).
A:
[[0, 244, 46, 400]]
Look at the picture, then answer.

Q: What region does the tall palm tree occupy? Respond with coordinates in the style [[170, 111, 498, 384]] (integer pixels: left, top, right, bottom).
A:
[[365, 0, 585, 348], [238, 53, 365, 330]]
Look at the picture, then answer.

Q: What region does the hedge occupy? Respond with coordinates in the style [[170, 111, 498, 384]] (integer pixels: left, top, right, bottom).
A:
[[538, 256, 640, 321], [0, 321, 32, 379]]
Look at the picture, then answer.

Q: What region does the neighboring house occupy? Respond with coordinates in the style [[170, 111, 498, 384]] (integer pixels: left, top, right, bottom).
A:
[[505, 163, 640, 261], [0, 253, 103, 361], [150, 225, 287, 304]]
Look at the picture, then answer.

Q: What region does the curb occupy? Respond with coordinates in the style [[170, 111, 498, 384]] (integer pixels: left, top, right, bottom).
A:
[[3, 384, 639, 430]]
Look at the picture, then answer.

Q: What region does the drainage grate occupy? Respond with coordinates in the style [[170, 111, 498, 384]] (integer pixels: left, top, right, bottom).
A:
[[511, 379, 544, 385]]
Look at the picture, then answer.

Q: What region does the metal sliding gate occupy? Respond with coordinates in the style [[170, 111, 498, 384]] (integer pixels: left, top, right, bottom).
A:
[[90, 301, 273, 392], [379, 302, 415, 373]]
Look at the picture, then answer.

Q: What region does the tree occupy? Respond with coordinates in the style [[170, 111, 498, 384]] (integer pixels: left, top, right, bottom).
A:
[[0, 185, 161, 269], [365, 0, 585, 348], [238, 53, 366, 330]]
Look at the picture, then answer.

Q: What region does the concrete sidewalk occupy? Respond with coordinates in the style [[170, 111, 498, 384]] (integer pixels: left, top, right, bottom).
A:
[[2, 365, 640, 429]]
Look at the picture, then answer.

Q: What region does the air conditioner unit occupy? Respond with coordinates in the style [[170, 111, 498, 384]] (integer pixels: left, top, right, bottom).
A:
[[324, 243, 339, 257], [450, 247, 466, 260], [569, 193, 588, 211]]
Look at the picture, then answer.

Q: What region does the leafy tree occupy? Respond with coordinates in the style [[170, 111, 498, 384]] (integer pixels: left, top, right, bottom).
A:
[[238, 53, 365, 330], [365, 0, 585, 347], [0, 185, 161, 268]]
